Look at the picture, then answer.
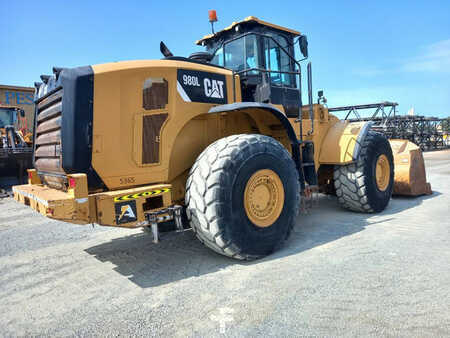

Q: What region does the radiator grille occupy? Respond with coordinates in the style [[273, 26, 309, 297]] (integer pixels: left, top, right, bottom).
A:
[[142, 113, 168, 164], [34, 88, 65, 186]]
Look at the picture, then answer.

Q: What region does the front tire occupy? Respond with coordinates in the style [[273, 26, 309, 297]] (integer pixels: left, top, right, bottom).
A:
[[334, 131, 394, 213], [185, 134, 300, 260]]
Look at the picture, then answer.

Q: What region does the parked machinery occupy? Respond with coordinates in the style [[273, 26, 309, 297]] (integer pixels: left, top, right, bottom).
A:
[[329, 102, 434, 196], [0, 105, 33, 183], [13, 15, 431, 259], [329, 102, 448, 151]]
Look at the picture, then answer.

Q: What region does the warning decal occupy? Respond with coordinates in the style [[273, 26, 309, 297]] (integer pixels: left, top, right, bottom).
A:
[[115, 200, 138, 224], [113, 188, 171, 202]]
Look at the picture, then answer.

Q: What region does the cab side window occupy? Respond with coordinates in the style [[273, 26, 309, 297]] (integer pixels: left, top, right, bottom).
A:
[[244, 35, 260, 74], [224, 37, 245, 71], [210, 47, 224, 66], [264, 35, 294, 87]]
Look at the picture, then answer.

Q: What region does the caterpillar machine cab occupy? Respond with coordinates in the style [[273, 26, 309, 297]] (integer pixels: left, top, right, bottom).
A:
[[13, 13, 430, 260]]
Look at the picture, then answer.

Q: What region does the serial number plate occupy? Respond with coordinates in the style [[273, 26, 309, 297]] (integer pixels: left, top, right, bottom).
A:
[[120, 177, 136, 185]]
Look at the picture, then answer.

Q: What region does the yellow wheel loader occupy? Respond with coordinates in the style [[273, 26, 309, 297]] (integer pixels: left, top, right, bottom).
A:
[[13, 16, 430, 259], [0, 105, 33, 183]]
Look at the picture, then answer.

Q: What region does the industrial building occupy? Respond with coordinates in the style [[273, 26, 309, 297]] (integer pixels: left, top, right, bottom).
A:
[[0, 84, 35, 133]]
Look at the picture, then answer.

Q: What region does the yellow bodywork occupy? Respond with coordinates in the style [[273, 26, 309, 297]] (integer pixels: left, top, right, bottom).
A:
[[14, 169, 173, 227], [289, 104, 369, 168], [12, 60, 383, 227], [13, 173, 90, 224], [89, 60, 364, 202], [318, 120, 368, 164], [91, 60, 241, 201]]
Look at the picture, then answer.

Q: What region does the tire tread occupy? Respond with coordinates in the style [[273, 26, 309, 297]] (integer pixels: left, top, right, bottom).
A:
[[334, 131, 393, 213], [186, 134, 299, 260]]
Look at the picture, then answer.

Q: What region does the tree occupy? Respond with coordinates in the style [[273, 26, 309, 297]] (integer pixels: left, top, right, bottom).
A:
[[442, 117, 450, 133]]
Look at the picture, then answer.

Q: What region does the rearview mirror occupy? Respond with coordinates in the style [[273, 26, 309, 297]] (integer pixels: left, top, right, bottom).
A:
[[299, 35, 308, 58], [19, 109, 25, 117]]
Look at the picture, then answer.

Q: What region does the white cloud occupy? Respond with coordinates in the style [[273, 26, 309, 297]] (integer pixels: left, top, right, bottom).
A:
[[402, 39, 450, 73], [351, 39, 450, 76]]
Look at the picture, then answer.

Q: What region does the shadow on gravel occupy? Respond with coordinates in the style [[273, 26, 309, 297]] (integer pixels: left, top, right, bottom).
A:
[[85, 191, 440, 288]]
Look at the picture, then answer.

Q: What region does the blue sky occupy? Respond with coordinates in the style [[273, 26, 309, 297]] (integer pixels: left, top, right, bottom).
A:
[[1, 0, 449, 117]]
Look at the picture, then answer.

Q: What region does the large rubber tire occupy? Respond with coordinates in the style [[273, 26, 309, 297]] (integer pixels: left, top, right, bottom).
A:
[[185, 134, 300, 260], [334, 131, 394, 213]]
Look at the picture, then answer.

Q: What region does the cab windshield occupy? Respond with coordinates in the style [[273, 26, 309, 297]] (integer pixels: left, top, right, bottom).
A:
[[0, 108, 16, 128], [211, 35, 259, 72], [210, 33, 296, 88]]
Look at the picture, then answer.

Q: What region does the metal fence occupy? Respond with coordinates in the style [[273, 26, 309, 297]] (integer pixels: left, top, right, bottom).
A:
[[328, 102, 449, 151]]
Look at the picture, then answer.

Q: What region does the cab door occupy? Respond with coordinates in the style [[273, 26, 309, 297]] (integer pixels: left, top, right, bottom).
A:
[[263, 35, 301, 117]]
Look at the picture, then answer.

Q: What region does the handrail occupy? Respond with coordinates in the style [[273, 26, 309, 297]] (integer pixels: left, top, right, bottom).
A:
[[235, 67, 301, 76]]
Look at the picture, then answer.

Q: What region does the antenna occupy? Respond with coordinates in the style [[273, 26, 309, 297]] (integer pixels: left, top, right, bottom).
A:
[[209, 10, 218, 34]]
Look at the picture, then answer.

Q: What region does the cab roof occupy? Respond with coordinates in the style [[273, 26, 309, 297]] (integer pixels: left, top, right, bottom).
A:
[[196, 16, 301, 45]]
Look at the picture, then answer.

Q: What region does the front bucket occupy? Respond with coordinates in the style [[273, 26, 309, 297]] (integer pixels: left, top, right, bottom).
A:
[[389, 139, 432, 196]]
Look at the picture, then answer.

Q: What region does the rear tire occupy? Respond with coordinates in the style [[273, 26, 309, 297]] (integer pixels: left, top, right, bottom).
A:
[[185, 134, 300, 260], [334, 131, 394, 213]]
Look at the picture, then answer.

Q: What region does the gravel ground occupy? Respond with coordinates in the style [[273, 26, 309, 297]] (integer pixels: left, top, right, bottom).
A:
[[0, 150, 449, 337]]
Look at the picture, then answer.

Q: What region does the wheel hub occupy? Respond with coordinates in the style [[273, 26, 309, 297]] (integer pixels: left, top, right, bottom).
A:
[[244, 169, 284, 228], [375, 154, 390, 191]]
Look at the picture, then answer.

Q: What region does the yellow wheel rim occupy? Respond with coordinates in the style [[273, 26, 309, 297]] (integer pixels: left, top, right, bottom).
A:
[[244, 169, 285, 228], [375, 154, 390, 191]]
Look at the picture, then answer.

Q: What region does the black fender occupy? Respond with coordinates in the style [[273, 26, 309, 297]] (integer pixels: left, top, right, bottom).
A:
[[208, 102, 304, 185], [353, 121, 374, 161]]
